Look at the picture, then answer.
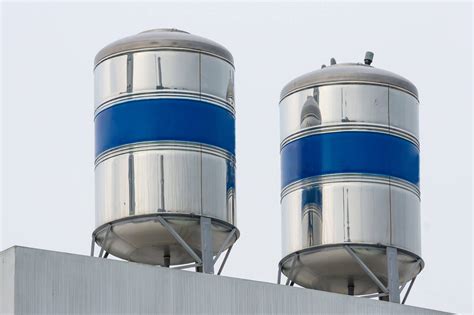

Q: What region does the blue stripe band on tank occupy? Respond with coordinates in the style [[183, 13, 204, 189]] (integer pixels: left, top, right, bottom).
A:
[[95, 98, 235, 157], [281, 131, 419, 189]]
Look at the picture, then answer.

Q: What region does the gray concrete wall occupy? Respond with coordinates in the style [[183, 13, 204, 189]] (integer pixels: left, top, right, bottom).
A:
[[1, 246, 446, 314]]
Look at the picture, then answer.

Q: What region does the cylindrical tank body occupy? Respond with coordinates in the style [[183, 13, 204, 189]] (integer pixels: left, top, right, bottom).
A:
[[93, 29, 237, 266], [279, 60, 423, 295]]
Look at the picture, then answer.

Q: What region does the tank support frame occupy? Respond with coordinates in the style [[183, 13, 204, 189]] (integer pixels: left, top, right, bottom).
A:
[[90, 215, 236, 275], [277, 245, 418, 304]]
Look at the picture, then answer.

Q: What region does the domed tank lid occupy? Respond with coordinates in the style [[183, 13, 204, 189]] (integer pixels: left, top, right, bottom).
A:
[[94, 28, 234, 67], [280, 52, 418, 101]]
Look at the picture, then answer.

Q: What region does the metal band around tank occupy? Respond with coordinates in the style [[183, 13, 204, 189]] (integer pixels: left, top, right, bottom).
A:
[[280, 173, 420, 200], [95, 141, 235, 167], [95, 91, 235, 117], [95, 47, 234, 69], [280, 123, 419, 149], [281, 80, 418, 102], [94, 98, 235, 158], [93, 213, 240, 240], [279, 242, 424, 268], [280, 131, 419, 189]]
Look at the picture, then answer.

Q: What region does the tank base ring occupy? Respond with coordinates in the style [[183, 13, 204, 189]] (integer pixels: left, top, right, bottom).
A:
[[91, 213, 239, 267], [278, 243, 424, 296]]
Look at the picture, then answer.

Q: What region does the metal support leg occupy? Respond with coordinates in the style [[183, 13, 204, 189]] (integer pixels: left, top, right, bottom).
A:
[[171, 263, 200, 270], [157, 216, 202, 265], [182, 263, 196, 270], [344, 246, 388, 294], [399, 259, 420, 294], [361, 292, 388, 299], [348, 283, 355, 296], [285, 256, 297, 286], [277, 264, 282, 285], [163, 255, 170, 268], [402, 277, 416, 304], [387, 247, 400, 303], [200, 216, 214, 274], [217, 245, 233, 275], [213, 229, 236, 264], [98, 225, 112, 258], [90, 234, 96, 257]]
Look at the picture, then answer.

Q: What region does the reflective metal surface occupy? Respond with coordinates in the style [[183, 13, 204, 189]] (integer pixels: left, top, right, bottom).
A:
[[94, 29, 237, 266], [95, 50, 234, 113], [95, 28, 233, 67], [280, 63, 418, 100], [281, 177, 421, 257], [96, 143, 235, 226], [280, 84, 419, 143], [279, 60, 422, 295]]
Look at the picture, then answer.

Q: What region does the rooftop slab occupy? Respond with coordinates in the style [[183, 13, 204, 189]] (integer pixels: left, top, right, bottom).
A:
[[0, 246, 447, 314]]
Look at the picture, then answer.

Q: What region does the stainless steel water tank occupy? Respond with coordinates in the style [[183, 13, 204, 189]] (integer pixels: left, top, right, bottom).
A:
[[93, 29, 238, 266], [279, 57, 423, 295]]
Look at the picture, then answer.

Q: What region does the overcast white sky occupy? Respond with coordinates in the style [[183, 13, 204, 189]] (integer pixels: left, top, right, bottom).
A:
[[1, 1, 472, 313]]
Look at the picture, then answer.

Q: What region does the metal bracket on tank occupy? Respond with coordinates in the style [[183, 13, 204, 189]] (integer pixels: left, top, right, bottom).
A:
[[344, 246, 421, 304], [156, 216, 203, 265], [398, 258, 421, 304], [401, 276, 416, 304], [157, 216, 236, 274], [344, 245, 402, 303], [344, 246, 390, 296], [90, 216, 236, 275]]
